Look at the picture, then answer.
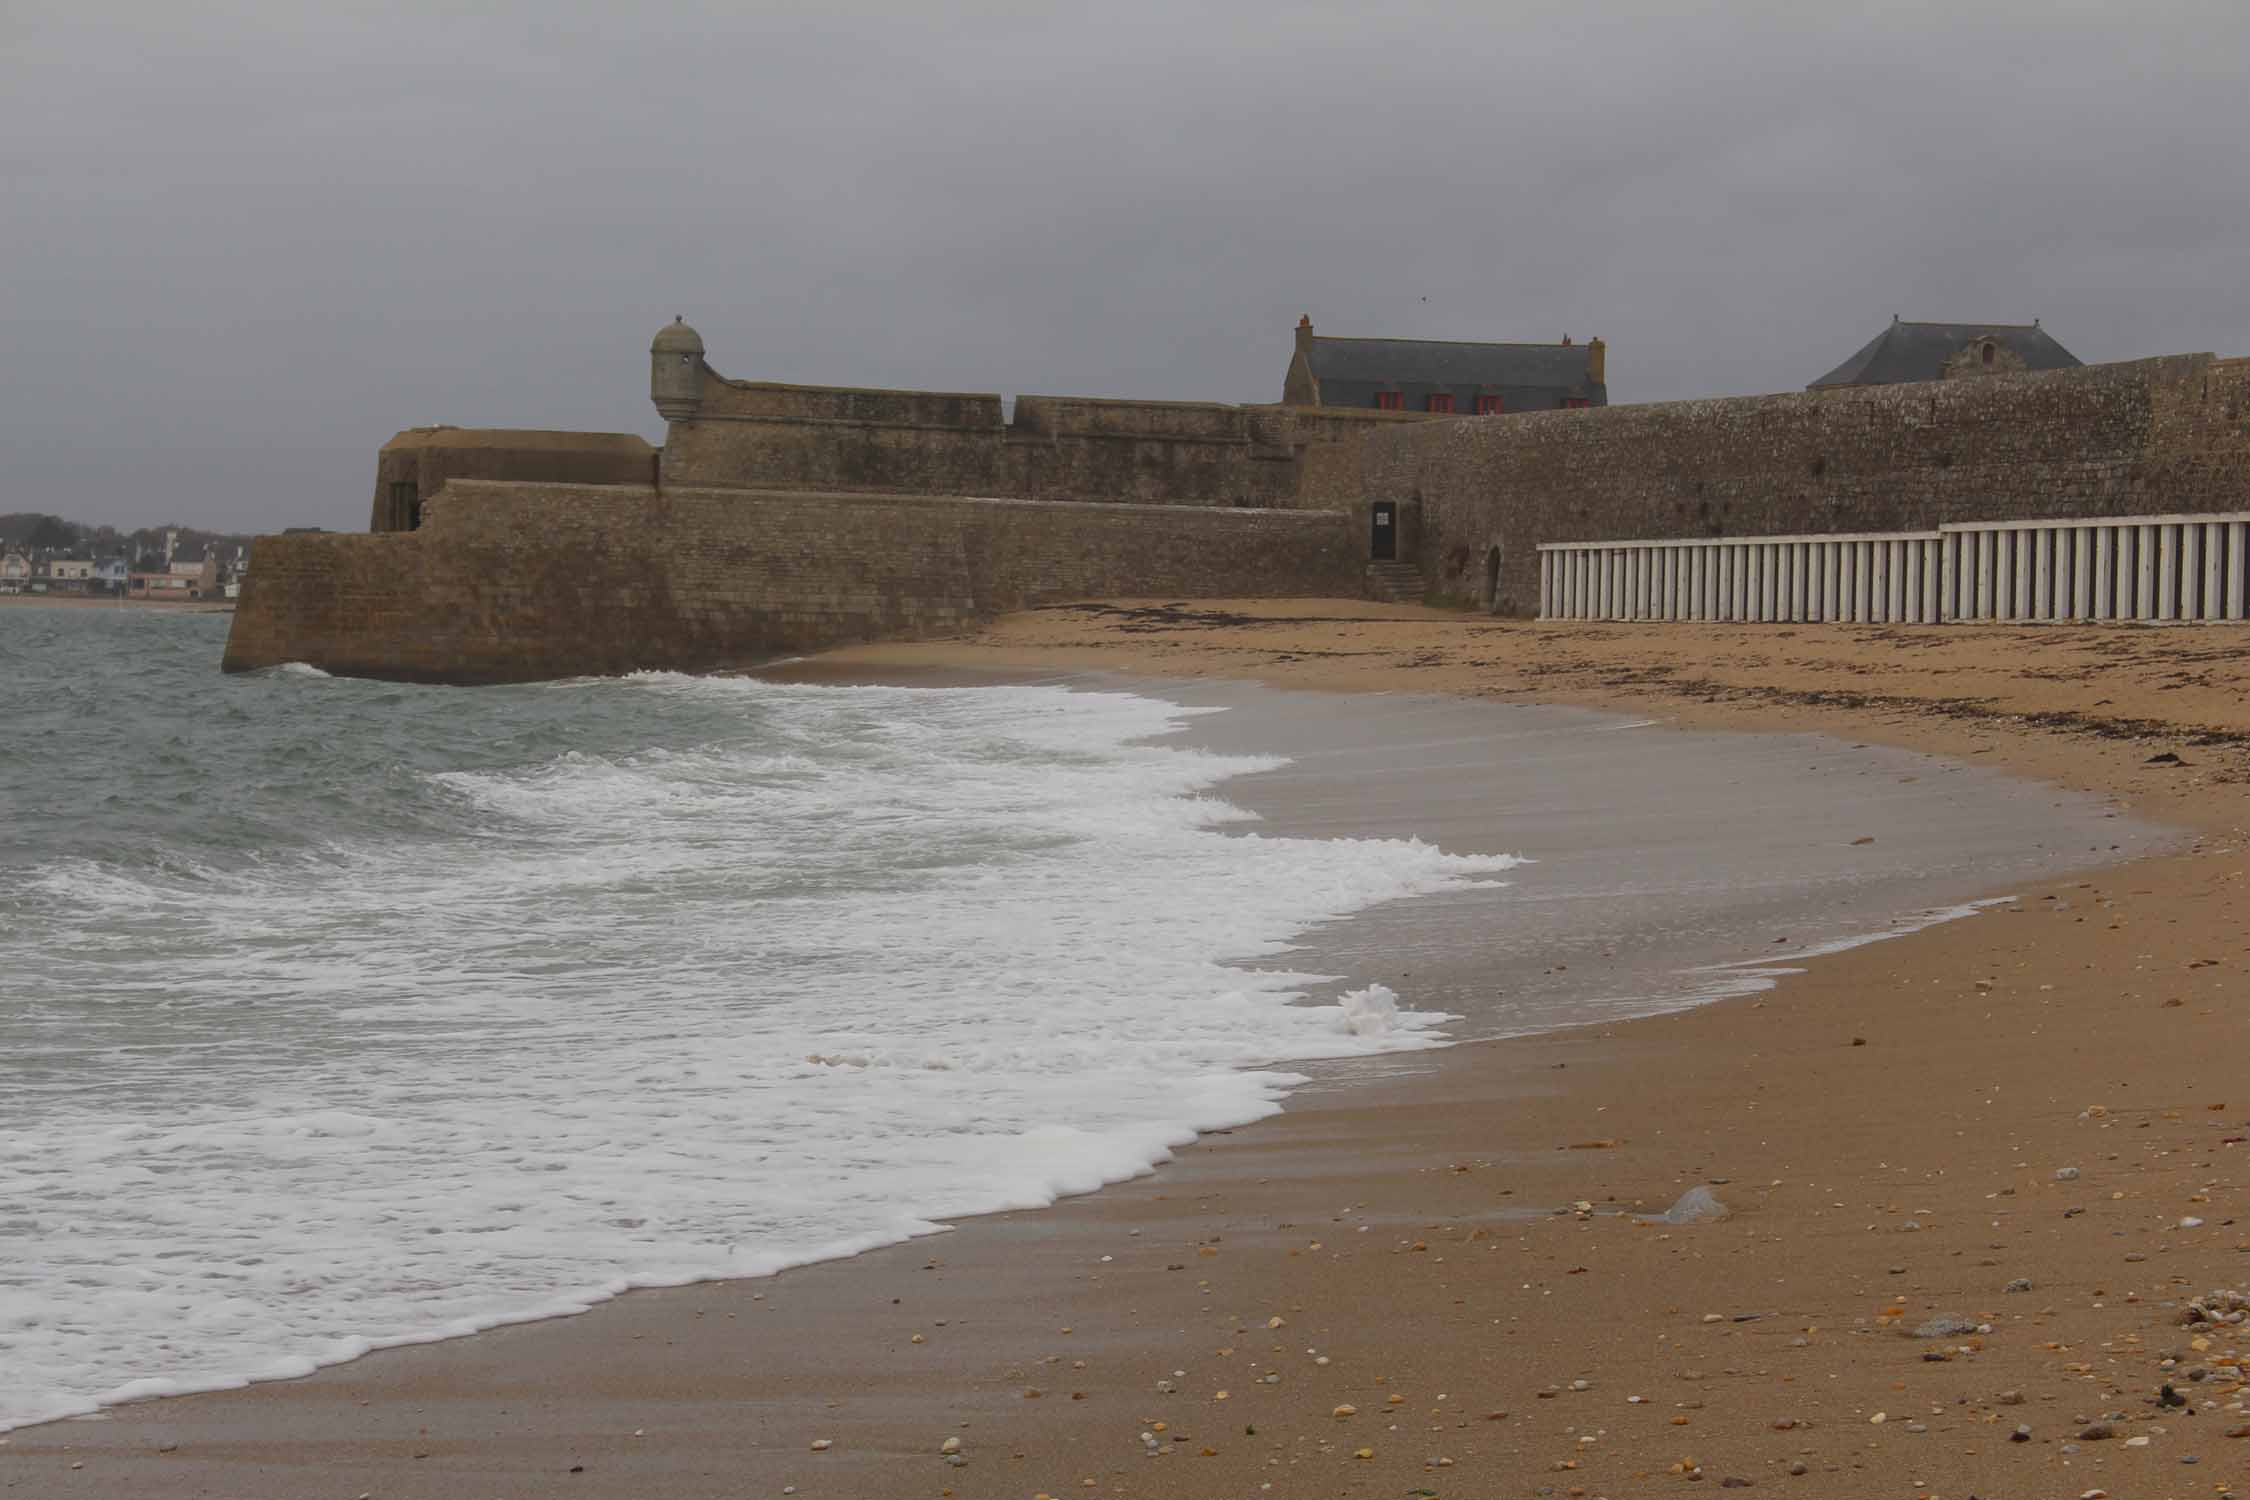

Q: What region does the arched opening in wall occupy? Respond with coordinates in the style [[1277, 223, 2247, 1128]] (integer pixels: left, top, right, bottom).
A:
[[1484, 546, 1503, 613], [1981, 341, 1996, 368]]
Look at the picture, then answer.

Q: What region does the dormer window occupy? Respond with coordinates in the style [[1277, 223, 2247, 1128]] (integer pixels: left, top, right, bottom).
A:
[[1426, 393, 1455, 414], [1375, 391, 1402, 411], [1476, 395, 1504, 415]]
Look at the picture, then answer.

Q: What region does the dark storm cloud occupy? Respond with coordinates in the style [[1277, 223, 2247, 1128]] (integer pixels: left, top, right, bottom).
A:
[[4, 0, 2246, 530]]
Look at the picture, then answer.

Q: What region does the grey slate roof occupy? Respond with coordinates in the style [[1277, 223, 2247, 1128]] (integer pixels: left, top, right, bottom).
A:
[[1307, 336, 1603, 410], [1808, 320, 2081, 389]]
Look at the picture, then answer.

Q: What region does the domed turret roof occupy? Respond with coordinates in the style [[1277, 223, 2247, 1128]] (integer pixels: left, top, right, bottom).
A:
[[651, 317, 705, 355]]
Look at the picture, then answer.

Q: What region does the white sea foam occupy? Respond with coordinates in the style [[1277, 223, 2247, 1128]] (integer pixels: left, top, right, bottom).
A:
[[0, 675, 1515, 1431], [1335, 983, 1405, 1036], [1663, 897, 2018, 1011]]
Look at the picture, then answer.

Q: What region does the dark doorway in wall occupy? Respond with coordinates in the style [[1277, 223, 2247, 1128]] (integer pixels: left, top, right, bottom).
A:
[[1371, 501, 1396, 560], [1485, 546, 1503, 613]]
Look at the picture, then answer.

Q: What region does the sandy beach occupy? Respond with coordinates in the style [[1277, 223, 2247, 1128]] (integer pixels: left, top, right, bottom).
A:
[[9, 604, 2250, 1500]]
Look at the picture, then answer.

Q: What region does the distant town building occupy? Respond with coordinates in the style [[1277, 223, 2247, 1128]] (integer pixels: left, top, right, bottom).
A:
[[1281, 316, 1608, 413], [0, 551, 28, 592], [1808, 318, 2081, 390], [129, 571, 200, 600], [29, 556, 97, 594], [129, 553, 219, 600]]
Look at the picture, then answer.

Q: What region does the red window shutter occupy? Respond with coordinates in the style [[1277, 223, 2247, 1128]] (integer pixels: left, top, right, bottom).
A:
[[1476, 394, 1503, 415], [1564, 396, 1591, 409], [1427, 393, 1455, 413], [1375, 391, 1401, 410]]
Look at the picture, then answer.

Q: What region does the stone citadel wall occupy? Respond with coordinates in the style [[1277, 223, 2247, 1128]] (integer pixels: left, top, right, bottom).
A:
[[246, 341, 2250, 685], [651, 358, 1428, 509], [370, 429, 657, 531], [227, 481, 1360, 683], [1361, 353, 2250, 615], [365, 383, 1429, 537]]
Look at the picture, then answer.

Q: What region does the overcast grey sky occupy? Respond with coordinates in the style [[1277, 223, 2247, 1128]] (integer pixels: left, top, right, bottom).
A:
[[6, 0, 2247, 532]]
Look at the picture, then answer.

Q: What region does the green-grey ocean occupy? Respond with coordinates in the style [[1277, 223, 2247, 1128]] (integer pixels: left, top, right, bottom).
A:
[[0, 606, 1505, 1430]]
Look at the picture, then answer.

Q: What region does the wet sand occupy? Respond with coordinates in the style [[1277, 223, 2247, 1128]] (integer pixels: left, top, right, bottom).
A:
[[9, 606, 2250, 1500]]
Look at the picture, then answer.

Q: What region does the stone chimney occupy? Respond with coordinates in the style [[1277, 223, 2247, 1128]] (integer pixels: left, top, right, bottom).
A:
[[1586, 336, 1606, 386], [1295, 314, 1315, 359]]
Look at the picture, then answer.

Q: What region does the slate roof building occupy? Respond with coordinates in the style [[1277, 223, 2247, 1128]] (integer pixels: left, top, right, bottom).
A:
[[1808, 318, 2081, 390], [1281, 317, 1606, 413]]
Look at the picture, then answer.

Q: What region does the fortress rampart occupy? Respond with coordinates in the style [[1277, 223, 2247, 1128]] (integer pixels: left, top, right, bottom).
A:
[[654, 380, 1306, 505], [639, 329, 1431, 510], [368, 345, 1430, 533], [370, 428, 656, 532], [227, 480, 1360, 683], [651, 379, 1426, 508], [234, 324, 2250, 685], [1363, 353, 2250, 614]]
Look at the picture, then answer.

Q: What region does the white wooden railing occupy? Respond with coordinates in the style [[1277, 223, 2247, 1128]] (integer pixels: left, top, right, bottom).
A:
[[1537, 514, 2250, 624]]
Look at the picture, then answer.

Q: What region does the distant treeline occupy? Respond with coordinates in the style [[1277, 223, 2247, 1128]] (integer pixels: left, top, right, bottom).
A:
[[0, 513, 255, 565]]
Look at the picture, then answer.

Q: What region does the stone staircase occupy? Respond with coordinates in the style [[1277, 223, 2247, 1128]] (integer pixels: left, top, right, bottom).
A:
[[1364, 561, 1428, 604]]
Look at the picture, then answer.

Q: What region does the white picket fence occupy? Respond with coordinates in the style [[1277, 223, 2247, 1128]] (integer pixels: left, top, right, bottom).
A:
[[1537, 514, 2250, 624]]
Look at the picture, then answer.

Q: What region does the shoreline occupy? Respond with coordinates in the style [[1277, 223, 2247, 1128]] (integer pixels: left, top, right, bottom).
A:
[[934, 665, 2175, 1049], [9, 605, 2249, 1499], [0, 595, 231, 612]]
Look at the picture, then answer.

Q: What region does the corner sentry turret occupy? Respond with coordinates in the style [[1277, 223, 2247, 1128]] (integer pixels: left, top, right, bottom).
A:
[[651, 316, 706, 421]]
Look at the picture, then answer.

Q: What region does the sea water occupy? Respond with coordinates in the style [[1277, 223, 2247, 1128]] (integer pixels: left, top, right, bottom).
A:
[[0, 609, 1514, 1431]]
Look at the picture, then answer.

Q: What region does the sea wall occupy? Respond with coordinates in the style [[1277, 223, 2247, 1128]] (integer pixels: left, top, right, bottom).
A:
[[224, 481, 1360, 683], [1364, 353, 2250, 614]]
